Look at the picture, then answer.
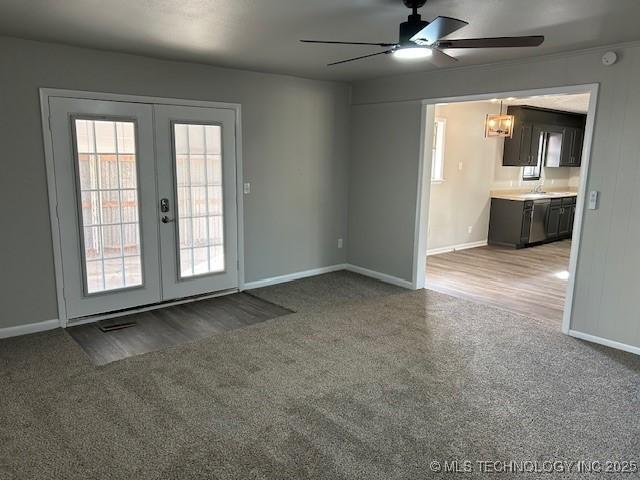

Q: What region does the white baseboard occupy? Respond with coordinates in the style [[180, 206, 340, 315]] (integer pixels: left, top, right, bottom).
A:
[[243, 263, 414, 291], [243, 264, 348, 290], [427, 240, 488, 256], [568, 329, 640, 356], [345, 264, 413, 289], [0, 318, 60, 339]]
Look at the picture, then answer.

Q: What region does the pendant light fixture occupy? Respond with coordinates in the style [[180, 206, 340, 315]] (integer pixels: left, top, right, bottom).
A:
[[485, 101, 514, 138]]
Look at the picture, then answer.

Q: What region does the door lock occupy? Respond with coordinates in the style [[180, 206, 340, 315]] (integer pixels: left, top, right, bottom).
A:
[[160, 198, 170, 213]]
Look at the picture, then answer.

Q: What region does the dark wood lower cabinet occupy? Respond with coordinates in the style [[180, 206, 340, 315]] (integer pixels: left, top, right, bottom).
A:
[[489, 196, 576, 248], [546, 200, 563, 239], [488, 199, 532, 248], [558, 207, 572, 236]]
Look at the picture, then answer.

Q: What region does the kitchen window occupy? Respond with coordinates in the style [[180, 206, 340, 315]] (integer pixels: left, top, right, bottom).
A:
[[431, 118, 446, 182], [522, 159, 541, 181]]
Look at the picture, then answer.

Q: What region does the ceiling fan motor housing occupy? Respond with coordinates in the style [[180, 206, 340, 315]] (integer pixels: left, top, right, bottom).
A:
[[399, 15, 428, 45]]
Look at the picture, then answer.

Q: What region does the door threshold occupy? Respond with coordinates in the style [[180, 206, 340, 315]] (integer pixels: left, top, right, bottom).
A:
[[66, 288, 239, 328]]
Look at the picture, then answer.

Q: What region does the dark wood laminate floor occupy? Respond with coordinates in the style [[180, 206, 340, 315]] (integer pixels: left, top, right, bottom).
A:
[[426, 240, 571, 324], [67, 293, 292, 365]]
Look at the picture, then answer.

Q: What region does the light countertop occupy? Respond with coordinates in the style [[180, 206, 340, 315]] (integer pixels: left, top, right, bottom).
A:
[[491, 189, 578, 201]]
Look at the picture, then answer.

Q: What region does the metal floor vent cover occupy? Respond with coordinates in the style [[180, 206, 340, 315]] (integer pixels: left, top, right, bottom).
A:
[[97, 318, 137, 333]]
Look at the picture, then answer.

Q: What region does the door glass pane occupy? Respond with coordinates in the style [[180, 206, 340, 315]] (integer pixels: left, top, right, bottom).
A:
[[74, 119, 143, 294], [173, 123, 225, 278]]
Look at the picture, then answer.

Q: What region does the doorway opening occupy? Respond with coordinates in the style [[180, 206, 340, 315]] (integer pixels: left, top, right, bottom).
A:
[[414, 84, 598, 333]]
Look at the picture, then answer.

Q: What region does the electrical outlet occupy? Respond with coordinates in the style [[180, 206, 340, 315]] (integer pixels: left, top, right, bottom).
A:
[[337, 238, 343, 249], [468, 226, 473, 234], [458, 161, 463, 171], [243, 183, 251, 194]]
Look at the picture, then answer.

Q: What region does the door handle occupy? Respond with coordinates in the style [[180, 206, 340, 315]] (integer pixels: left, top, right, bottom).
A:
[[161, 216, 174, 224]]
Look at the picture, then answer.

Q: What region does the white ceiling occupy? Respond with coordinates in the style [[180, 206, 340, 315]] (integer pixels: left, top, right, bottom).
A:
[[454, 93, 591, 114], [503, 93, 591, 114], [1, 0, 640, 81]]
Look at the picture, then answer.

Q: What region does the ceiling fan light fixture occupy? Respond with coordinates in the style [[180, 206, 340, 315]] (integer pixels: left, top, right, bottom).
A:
[[300, 3, 544, 68], [393, 47, 432, 60]]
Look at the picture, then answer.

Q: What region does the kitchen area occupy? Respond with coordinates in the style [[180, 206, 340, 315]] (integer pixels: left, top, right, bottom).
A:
[[489, 190, 576, 248], [488, 104, 585, 249], [425, 92, 589, 324]]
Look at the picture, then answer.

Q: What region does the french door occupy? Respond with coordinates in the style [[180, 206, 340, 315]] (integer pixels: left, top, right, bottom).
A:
[[155, 105, 238, 299], [48, 97, 238, 320]]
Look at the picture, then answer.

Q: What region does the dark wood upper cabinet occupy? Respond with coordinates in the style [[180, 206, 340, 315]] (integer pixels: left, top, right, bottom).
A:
[[502, 106, 586, 167], [503, 120, 532, 166], [560, 126, 584, 167]]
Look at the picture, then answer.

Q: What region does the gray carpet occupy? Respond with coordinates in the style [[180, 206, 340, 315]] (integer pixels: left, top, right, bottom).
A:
[[0, 271, 638, 479]]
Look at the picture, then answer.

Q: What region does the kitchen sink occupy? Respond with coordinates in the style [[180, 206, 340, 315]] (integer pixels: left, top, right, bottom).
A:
[[522, 191, 575, 199], [520, 193, 549, 199]]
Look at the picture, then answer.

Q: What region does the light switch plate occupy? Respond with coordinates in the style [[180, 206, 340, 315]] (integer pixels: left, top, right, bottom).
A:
[[243, 183, 251, 194], [588, 190, 599, 210]]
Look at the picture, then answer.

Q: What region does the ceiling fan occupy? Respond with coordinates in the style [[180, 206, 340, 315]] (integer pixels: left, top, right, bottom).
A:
[[301, 0, 544, 66]]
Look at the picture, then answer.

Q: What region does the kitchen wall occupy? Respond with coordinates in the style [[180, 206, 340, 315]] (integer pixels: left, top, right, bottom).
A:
[[0, 36, 351, 329], [427, 102, 501, 251], [348, 41, 640, 350], [427, 101, 580, 252]]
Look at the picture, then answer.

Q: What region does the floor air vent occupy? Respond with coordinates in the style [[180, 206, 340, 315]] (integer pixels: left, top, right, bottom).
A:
[[97, 318, 137, 333]]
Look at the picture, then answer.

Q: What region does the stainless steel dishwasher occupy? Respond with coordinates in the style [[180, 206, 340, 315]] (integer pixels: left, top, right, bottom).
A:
[[529, 199, 550, 243]]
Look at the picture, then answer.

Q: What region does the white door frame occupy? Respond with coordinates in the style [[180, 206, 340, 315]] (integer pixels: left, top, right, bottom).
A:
[[412, 83, 600, 335], [40, 88, 245, 327]]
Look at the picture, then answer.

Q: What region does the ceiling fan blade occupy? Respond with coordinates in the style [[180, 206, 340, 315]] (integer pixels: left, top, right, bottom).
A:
[[301, 40, 397, 47], [429, 48, 458, 67], [327, 49, 394, 66], [410, 16, 469, 45], [437, 35, 545, 49]]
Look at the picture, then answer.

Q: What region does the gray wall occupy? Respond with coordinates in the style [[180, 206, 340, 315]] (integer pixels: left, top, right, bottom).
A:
[[348, 42, 640, 349], [348, 101, 424, 280], [0, 36, 350, 329]]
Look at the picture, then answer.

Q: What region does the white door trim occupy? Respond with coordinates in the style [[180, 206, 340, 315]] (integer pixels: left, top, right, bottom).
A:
[[39, 88, 245, 327], [413, 83, 600, 337]]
